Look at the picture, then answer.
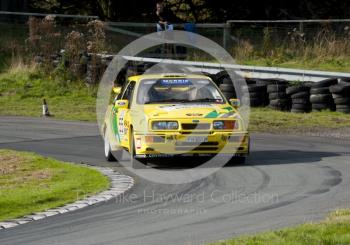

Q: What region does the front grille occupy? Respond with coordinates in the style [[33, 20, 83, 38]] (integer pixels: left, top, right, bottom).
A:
[[175, 142, 219, 146], [181, 131, 213, 135], [181, 123, 211, 130], [175, 146, 218, 151]]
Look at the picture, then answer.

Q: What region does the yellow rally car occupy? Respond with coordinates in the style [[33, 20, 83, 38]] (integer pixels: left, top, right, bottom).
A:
[[103, 73, 249, 167]]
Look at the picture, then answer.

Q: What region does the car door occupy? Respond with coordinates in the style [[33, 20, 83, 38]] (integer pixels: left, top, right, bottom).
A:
[[115, 81, 136, 148]]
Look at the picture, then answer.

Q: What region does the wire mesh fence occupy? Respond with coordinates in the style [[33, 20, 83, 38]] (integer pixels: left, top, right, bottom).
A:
[[1, 12, 350, 71], [227, 20, 350, 64]]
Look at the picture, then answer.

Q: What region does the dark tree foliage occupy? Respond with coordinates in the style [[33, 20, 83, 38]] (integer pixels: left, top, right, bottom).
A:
[[4, 0, 349, 22]]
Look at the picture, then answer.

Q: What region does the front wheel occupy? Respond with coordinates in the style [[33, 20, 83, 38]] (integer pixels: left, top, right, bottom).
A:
[[104, 130, 116, 162], [130, 129, 147, 169], [227, 156, 246, 165]]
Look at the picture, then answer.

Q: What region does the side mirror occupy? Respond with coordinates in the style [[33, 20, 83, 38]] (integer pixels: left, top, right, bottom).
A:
[[229, 98, 240, 109], [114, 99, 129, 109], [113, 86, 122, 95]]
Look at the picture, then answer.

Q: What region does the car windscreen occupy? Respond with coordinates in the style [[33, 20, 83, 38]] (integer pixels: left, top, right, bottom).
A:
[[137, 78, 225, 104]]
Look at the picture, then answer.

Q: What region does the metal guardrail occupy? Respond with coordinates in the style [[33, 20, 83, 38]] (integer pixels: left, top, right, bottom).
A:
[[120, 56, 350, 82], [227, 19, 350, 23]]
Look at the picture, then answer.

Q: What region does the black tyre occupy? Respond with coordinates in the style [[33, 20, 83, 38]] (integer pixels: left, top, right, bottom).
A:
[[268, 105, 290, 111], [303, 81, 314, 88], [245, 78, 258, 85], [247, 84, 267, 92], [261, 78, 289, 85], [291, 109, 307, 113], [292, 98, 309, 104], [219, 84, 235, 92], [310, 94, 333, 104], [228, 156, 246, 165], [222, 92, 235, 100], [242, 97, 262, 104], [310, 87, 330, 94], [130, 129, 147, 169], [269, 92, 287, 100], [104, 129, 116, 162], [267, 84, 287, 93], [292, 103, 310, 110], [311, 78, 338, 88], [215, 71, 229, 82], [312, 103, 331, 110], [248, 92, 264, 98], [249, 98, 263, 107], [286, 86, 309, 95], [220, 77, 233, 85], [269, 99, 290, 107], [255, 79, 275, 86], [332, 93, 344, 99], [336, 104, 350, 110], [291, 91, 309, 99], [334, 97, 350, 105], [329, 84, 350, 94], [339, 78, 350, 85]]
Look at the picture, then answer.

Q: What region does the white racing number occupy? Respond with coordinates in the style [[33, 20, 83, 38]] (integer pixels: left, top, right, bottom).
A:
[[118, 110, 126, 139]]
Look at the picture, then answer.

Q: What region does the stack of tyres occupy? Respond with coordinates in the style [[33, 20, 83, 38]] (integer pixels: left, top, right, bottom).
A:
[[329, 79, 350, 114], [286, 85, 311, 113], [310, 78, 337, 112], [241, 82, 268, 107], [267, 81, 290, 111], [219, 77, 236, 100]]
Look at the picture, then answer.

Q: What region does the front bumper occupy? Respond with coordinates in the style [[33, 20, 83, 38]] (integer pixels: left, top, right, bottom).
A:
[[133, 132, 249, 158]]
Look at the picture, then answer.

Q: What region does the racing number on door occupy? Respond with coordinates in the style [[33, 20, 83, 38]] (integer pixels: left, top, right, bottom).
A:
[[117, 81, 135, 144]]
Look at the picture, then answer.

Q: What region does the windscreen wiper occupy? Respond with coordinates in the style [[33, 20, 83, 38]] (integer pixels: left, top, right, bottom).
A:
[[189, 98, 222, 103], [144, 99, 189, 104]]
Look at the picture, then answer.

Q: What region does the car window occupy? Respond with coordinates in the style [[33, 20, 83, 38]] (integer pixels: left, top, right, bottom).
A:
[[117, 81, 130, 100], [121, 81, 136, 107], [137, 78, 225, 104]]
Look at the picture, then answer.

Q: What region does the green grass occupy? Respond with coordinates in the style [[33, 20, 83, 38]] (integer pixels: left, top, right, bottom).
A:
[[0, 67, 97, 121], [249, 107, 350, 133], [0, 149, 110, 221], [1, 68, 350, 134], [209, 209, 350, 245]]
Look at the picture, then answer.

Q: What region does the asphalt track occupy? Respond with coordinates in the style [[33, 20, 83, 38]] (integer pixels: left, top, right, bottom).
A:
[[0, 116, 350, 245]]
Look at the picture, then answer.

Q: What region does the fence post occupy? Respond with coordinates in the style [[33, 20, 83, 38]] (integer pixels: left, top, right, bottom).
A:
[[223, 22, 230, 50]]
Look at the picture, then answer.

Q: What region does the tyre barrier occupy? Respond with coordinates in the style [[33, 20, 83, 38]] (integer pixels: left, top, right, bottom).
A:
[[266, 81, 290, 111], [309, 78, 336, 112], [286, 84, 311, 113], [214, 74, 350, 114], [241, 80, 269, 107], [330, 81, 350, 114]]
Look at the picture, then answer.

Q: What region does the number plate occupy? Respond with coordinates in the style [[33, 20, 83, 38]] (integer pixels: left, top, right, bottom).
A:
[[185, 136, 208, 143]]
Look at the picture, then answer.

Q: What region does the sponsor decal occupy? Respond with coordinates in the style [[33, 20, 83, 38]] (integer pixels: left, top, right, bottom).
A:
[[186, 113, 203, 117], [204, 110, 219, 118], [159, 104, 215, 112], [159, 79, 192, 86], [118, 110, 126, 140]]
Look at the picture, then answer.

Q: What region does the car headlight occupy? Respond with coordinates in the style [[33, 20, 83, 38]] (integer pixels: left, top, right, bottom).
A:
[[152, 121, 179, 130], [213, 120, 236, 130]]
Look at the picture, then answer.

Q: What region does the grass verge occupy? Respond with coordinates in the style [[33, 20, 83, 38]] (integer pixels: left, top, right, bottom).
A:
[[0, 149, 110, 221], [209, 209, 350, 245], [1, 68, 350, 136], [0, 65, 97, 121], [249, 107, 350, 134]]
